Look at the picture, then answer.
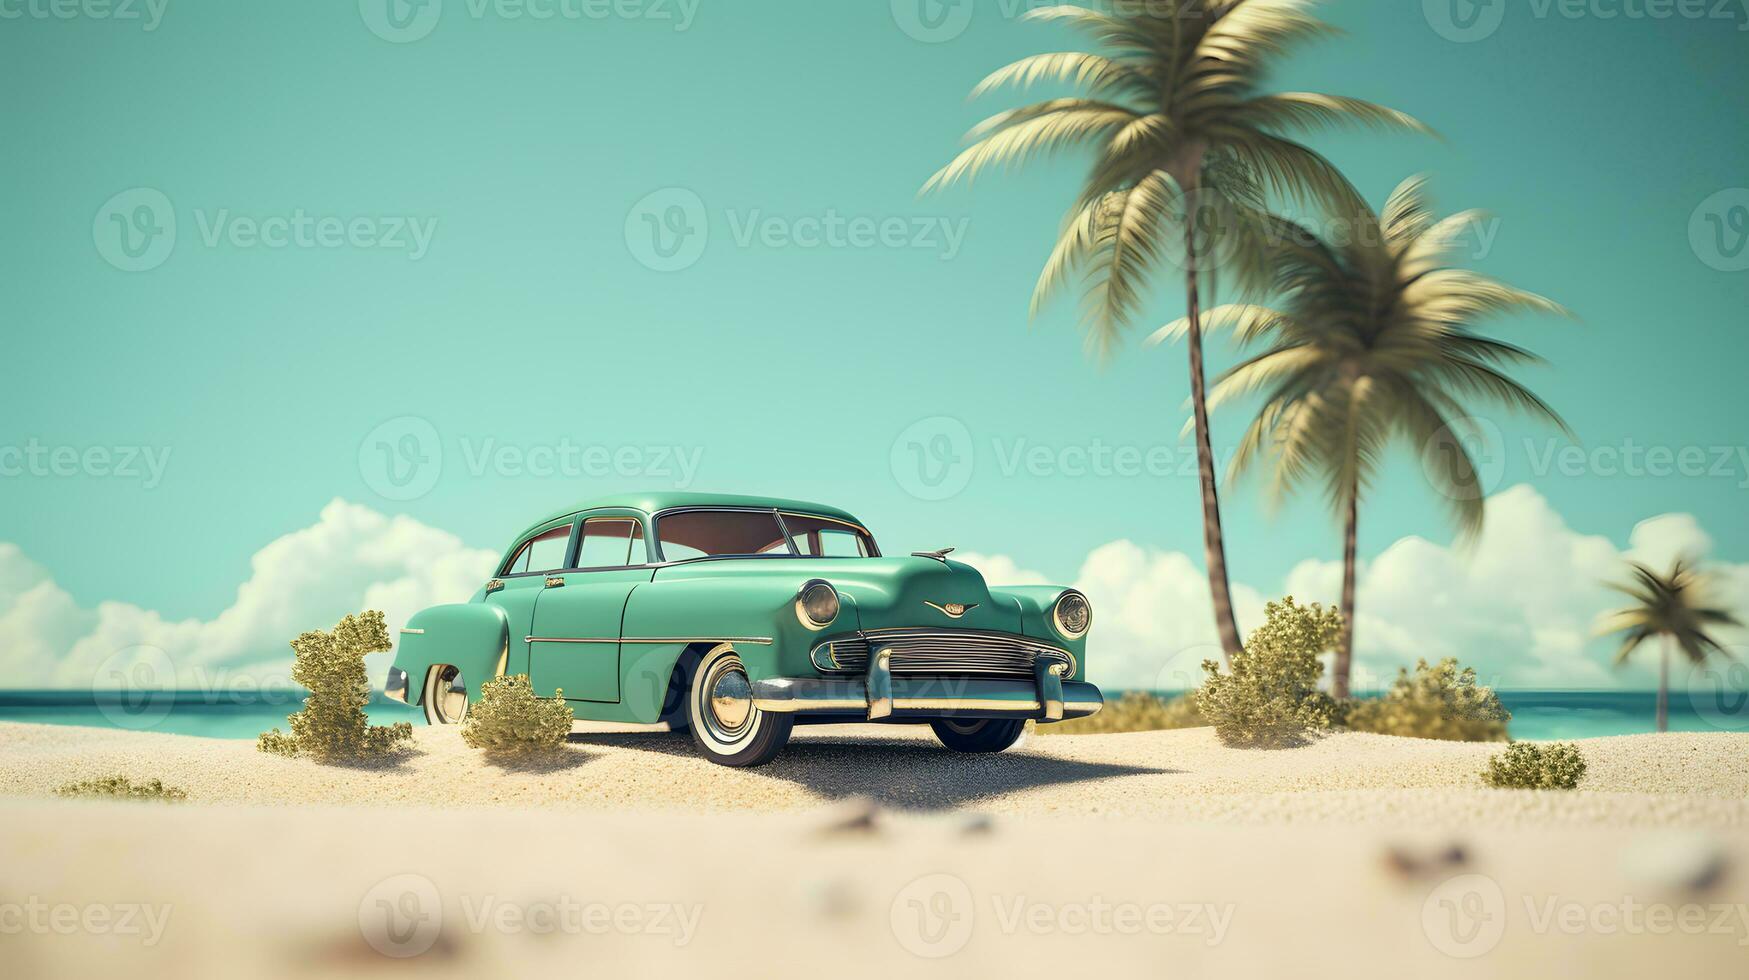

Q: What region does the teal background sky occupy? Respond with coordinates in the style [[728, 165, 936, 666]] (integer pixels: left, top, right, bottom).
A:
[[4, 0, 1747, 631]]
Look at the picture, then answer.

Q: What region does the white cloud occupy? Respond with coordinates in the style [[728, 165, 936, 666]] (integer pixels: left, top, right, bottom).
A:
[[3, 488, 1742, 697], [0, 500, 495, 691], [956, 486, 1749, 693]]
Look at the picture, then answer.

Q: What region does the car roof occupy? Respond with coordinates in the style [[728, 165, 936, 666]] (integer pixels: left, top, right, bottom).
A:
[[513, 492, 866, 542]]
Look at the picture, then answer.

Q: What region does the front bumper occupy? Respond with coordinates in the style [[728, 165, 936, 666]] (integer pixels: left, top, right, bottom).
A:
[[384, 665, 410, 704], [751, 670, 1104, 722]]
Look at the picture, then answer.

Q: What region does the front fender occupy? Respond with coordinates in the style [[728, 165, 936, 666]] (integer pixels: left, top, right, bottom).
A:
[[990, 585, 1087, 681], [392, 603, 510, 704]]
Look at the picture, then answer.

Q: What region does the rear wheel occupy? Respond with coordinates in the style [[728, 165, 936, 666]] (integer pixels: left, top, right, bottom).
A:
[[422, 665, 468, 725], [930, 718, 1025, 753], [686, 645, 791, 767]]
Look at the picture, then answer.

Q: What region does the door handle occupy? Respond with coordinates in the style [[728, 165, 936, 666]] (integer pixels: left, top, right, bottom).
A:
[[545, 576, 565, 589]]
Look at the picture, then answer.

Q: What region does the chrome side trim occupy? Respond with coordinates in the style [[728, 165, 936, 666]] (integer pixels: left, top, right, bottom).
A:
[[399, 628, 425, 635], [526, 636, 774, 646]]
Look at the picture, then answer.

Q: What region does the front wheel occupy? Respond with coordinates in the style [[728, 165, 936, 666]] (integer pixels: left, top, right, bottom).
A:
[[930, 718, 1025, 754], [422, 665, 468, 725], [686, 645, 792, 767]]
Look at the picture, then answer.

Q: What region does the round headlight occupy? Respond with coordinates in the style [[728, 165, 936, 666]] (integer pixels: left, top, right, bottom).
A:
[[795, 580, 839, 630], [1052, 590, 1091, 639]]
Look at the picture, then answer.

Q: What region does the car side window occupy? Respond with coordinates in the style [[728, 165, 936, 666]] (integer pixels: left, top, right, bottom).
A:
[[576, 518, 646, 568], [818, 529, 867, 557], [504, 524, 572, 575]]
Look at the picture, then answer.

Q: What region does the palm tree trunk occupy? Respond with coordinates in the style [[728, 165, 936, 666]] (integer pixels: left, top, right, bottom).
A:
[[1180, 168, 1244, 662], [1657, 637, 1670, 734], [1335, 489, 1358, 699]]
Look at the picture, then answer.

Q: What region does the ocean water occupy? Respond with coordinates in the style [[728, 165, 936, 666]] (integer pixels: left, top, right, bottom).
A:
[[0, 689, 1743, 741]]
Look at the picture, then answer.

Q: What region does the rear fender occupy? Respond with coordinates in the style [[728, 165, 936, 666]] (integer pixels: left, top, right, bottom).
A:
[[393, 603, 511, 704]]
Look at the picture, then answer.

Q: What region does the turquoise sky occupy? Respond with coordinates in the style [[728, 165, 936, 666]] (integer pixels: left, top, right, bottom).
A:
[[4, 1, 1747, 626]]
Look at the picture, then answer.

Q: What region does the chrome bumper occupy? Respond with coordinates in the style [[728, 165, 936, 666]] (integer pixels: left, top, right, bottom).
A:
[[384, 665, 410, 704], [751, 671, 1103, 722]]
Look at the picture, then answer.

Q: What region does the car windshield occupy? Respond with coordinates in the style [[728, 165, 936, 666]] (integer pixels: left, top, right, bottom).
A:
[[655, 510, 877, 561]]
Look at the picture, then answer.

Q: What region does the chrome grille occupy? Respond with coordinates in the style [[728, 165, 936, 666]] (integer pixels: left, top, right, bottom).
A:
[[811, 629, 1074, 679]]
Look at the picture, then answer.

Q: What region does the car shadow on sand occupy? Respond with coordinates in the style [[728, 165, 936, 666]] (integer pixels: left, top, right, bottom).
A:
[[566, 729, 1176, 811]]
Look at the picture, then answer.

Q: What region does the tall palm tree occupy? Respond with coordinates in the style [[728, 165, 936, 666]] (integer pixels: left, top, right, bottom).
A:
[[1153, 177, 1569, 696], [1598, 559, 1741, 733], [922, 0, 1428, 659]]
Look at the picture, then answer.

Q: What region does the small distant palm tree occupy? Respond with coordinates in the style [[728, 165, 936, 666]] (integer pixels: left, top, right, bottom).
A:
[[1153, 177, 1570, 697], [1598, 559, 1742, 733], [923, 0, 1428, 659]]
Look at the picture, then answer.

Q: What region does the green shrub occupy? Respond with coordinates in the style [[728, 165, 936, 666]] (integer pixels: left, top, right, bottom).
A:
[[1344, 658, 1510, 742], [56, 775, 187, 802], [1482, 742, 1587, 789], [257, 610, 414, 762], [461, 674, 575, 757], [1197, 596, 1343, 748], [1038, 691, 1205, 735]]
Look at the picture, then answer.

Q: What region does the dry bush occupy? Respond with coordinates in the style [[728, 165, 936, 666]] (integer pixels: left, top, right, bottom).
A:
[[1197, 596, 1342, 748], [258, 610, 413, 762], [1482, 742, 1586, 789], [461, 674, 575, 757], [56, 775, 187, 802], [1344, 658, 1511, 742]]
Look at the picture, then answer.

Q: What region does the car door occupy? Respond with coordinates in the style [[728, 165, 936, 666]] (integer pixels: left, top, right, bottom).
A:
[[485, 519, 577, 676], [528, 514, 656, 704]]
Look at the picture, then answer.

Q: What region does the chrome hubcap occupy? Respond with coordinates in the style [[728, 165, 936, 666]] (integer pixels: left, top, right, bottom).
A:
[[431, 666, 467, 724], [709, 668, 753, 730], [697, 654, 756, 744]]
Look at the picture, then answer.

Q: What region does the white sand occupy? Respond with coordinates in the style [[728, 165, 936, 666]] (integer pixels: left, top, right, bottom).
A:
[[2, 722, 1746, 978], [2, 721, 1745, 828]]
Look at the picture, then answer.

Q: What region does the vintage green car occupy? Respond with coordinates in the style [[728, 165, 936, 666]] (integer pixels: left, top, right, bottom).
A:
[[384, 493, 1102, 766]]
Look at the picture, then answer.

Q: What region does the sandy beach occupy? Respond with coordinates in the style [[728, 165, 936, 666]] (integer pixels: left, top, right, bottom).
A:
[[2, 722, 1746, 978]]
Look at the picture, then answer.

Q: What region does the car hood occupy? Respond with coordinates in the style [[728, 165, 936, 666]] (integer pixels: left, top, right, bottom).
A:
[[651, 556, 1030, 633]]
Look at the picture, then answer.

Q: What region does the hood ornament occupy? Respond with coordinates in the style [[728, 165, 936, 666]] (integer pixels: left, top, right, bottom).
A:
[[924, 600, 978, 619], [911, 547, 955, 563]]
